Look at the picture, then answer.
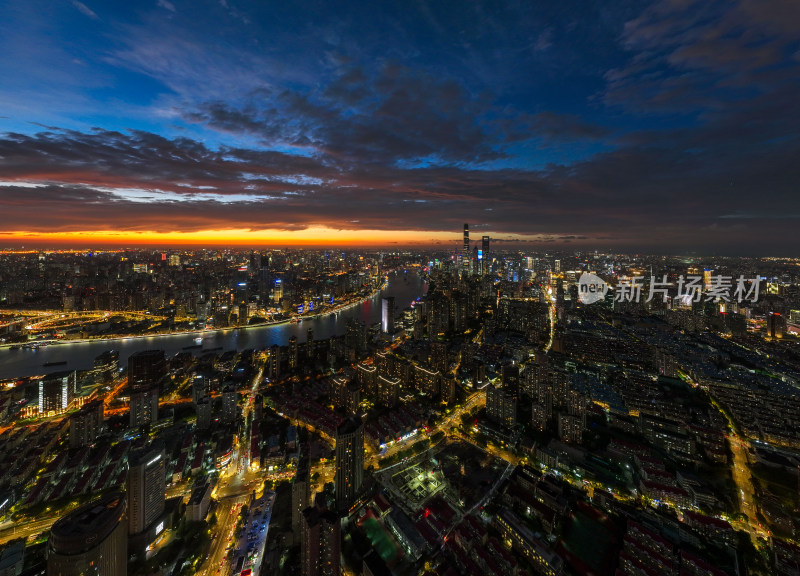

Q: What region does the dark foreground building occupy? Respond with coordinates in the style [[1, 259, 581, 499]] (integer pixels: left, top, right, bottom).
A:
[[47, 491, 127, 575]]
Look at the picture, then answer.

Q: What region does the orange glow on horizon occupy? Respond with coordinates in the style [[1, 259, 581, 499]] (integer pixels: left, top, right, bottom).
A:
[[0, 227, 456, 248]]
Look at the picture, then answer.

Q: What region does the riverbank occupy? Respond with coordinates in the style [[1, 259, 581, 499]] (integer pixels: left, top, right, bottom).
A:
[[0, 271, 423, 380], [0, 277, 389, 351]]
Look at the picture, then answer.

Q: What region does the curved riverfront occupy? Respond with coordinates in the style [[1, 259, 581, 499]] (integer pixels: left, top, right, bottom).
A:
[[0, 270, 427, 380]]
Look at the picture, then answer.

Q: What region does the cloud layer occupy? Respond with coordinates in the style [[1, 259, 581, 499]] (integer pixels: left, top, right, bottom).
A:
[[0, 0, 798, 253]]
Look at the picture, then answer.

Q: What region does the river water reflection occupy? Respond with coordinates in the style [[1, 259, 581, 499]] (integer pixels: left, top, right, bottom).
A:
[[0, 270, 427, 380]]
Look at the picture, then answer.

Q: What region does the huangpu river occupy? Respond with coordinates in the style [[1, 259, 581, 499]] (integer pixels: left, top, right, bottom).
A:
[[0, 270, 427, 380]]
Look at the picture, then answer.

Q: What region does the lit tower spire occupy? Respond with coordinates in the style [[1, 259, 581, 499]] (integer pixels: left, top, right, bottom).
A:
[[463, 223, 470, 273]]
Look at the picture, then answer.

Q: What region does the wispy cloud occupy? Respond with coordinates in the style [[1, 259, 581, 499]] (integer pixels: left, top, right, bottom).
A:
[[69, 0, 99, 20], [157, 0, 176, 12]]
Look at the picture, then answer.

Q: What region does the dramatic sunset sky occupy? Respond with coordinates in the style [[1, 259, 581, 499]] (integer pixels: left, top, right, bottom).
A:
[[0, 0, 798, 252]]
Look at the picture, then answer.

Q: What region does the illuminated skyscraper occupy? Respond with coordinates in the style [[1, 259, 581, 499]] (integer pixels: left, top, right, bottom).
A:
[[269, 344, 281, 379], [462, 223, 470, 273], [482, 236, 490, 275], [127, 442, 166, 536], [130, 388, 158, 429], [767, 311, 786, 339], [221, 385, 237, 425], [234, 264, 249, 306], [192, 372, 213, 404], [335, 416, 364, 512], [381, 296, 395, 334], [38, 370, 76, 415]]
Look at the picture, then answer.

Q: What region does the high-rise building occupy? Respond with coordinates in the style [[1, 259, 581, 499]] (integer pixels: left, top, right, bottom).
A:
[[703, 268, 713, 291], [289, 336, 299, 371], [0, 540, 24, 575], [301, 501, 341, 576], [93, 350, 119, 383], [374, 351, 392, 374], [269, 344, 281, 379], [292, 457, 311, 537], [47, 491, 127, 576], [254, 393, 264, 421], [331, 375, 360, 414], [127, 351, 164, 429], [486, 384, 517, 429], [127, 350, 166, 393], [381, 296, 395, 334], [430, 342, 448, 374], [414, 365, 441, 397], [482, 236, 490, 275], [376, 374, 400, 408], [38, 370, 76, 415], [356, 364, 377, 396], [196, 397, 212, 430], [767, 311, 786, 339], [345, 319, 367, 353], [554, 259, 561, 274], [127, 442, 166, 536], [567, 389, 587, 423], [221, 385, 237, 425], [70, 399, 104, 449], [558, 413, 584, 444], [306, 328, 315, 359], [129, 387, 158, 429], [192, 372, 213, 405], [531, 402, 550, 431], [317, 510, 341, 576], [234, 264, 249, 306], [335, 416, 364, 513], [441, 378, 456, 405]]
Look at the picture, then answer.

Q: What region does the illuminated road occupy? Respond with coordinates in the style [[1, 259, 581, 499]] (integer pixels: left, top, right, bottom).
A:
[[0, 516, 59, 546], [544, 284, 556, 352], [202, 495, 249, 576], [708, 394, 770, 542], [197, 362, 266, 576], [103, 376, 128, 407], [20, 310, 171, 334], [105, 396, 196, 417], [727, 432, 770, 541]]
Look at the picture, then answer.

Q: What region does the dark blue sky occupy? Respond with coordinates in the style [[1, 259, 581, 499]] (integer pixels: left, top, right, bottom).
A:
[[1, 0, 799, 253]]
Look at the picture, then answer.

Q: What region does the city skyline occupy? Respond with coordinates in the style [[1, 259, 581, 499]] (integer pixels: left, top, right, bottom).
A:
[[1, 248, 800, 575], [1, 0, 799, 254]]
